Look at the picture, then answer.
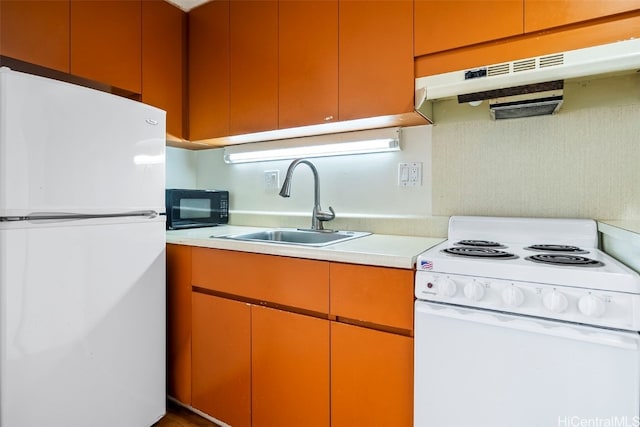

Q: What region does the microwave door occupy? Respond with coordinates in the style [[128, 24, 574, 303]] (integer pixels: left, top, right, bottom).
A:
[[166, 189, 228, 230]]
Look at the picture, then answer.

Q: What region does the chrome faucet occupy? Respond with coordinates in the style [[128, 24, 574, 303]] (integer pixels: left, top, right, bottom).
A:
[[279, 159, 336, 231]]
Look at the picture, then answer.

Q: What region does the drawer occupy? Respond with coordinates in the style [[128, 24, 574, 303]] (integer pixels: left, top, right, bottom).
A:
[[192, 248, 330, 314], [330, 263, 414, 331]]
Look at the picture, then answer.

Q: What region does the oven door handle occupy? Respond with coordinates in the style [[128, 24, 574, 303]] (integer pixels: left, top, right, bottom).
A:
[[416, 302, 639, 350]]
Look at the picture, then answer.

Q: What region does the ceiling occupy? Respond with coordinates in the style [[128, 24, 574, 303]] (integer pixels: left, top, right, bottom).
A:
[[166, 0, 210, 11]]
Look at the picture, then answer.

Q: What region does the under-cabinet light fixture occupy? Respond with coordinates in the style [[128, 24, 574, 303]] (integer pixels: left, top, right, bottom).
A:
[[223, 129, 401, 164]]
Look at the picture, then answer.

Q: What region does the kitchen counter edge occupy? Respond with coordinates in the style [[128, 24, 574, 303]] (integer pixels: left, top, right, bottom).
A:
[[166, 225, 444, 269], [598, 220, 640, 273]]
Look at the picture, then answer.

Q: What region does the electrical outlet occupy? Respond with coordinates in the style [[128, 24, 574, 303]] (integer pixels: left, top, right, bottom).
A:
[[264, 170, 280, 190], [398, 162, 422, 187]]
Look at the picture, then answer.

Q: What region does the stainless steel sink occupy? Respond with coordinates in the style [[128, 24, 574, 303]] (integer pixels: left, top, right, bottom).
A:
[[219, 228, 370, 247]]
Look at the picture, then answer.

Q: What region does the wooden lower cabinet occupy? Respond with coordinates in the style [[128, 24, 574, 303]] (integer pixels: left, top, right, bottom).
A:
[[331, 322, 414, 427], [330, 262, 414, 332], [166, 244, 192, 405], [252, 305, 330, 427], [186, 248, 413, 427], [190, 295, 330, 427], [191, 293, 252, 427]]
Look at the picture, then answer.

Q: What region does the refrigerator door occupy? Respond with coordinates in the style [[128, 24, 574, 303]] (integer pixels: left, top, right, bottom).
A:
[[0, 216, 166, 427], [0, 68, 165, 217]]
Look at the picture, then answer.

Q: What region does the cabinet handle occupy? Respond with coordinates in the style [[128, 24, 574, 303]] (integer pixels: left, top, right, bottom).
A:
[[324, 115, 333, 121]]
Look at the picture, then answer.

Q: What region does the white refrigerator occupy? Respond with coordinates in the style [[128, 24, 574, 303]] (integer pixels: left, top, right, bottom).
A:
[[0, 68, 166, 426]]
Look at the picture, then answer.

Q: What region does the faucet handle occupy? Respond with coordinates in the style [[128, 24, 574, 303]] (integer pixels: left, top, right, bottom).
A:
[[316, 206, 336, 222]]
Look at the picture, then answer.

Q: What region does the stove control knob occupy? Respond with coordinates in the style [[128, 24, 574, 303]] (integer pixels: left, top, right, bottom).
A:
[[502, 286, 525, 307], [543, 290, 569, 313], [578, 294, 606, 318], [436, 277, 457, 297], [463, 281, 485, 301]]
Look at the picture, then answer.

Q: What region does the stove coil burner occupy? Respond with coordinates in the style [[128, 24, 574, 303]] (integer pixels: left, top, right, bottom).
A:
[[525, 254, 604, 267], [454, 240, 505, 248], [524, 244, 588, 254], [442, 247, 518, 260]]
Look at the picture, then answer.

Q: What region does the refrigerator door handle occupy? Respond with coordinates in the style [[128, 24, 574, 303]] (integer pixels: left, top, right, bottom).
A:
[[0, 210, 159, 222]]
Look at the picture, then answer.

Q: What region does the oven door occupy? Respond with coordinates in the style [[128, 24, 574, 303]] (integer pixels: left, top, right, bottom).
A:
[[414, 301, 640, 427]]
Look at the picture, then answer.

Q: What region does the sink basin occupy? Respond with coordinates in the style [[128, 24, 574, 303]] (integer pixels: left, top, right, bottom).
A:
[[219, 228, 370, 247]]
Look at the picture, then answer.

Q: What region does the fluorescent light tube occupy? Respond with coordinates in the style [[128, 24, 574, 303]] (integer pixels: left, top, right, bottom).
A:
[[224, 137, 400, 164]]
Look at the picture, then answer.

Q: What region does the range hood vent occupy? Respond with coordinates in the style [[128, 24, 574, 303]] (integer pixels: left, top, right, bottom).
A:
[[461, 80, 564, 120], [415, 38, 640, 118], [490, 93, 563, 120]]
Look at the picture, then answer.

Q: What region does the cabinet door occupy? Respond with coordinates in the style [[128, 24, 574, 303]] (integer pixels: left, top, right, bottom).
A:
[[279, 0, 338, 128], [338, 0, 414, 121], [414, 0, 523, 56], [229, 0, 278, 135], [525, 0, 640, 32], [166, 244, 192, 405], [0, 0, 69, 72], [192, 293, 251, 427], [252, 305, 330, 427], [70, 0, 142, 93], [331, 322, 413, 427], [142, 0, 186, 140], [188, 0, 229, 140]]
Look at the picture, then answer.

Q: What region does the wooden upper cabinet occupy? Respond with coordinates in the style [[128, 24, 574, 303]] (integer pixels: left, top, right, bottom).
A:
[[414, 0, 524, 56], [188, 0, 229, 141], [338, 0, 414, 121], [166, 244, 192, 406], [252, 305, 330, 427], [70, 0, 142, 93], [415, 2, 640, 76], [229, 0, 278, 135], [524, 0, 640, 32], [278, 0, 338, 128], [0, 0, 70, 72], [142, 0, 187, 140]]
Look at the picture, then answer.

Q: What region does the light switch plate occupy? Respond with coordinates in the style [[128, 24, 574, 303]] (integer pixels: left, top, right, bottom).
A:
[[264, 170, 280, 190], [398, 162, 422, 187]]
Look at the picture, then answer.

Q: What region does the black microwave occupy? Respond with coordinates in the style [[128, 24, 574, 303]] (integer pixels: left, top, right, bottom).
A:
[[165, 189, 229, 230]]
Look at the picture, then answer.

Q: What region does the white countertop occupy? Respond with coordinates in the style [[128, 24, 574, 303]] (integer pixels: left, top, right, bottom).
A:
[[597, 220, 640, 273], [166, 225, 444, 269], [598, 220, 640, 238]]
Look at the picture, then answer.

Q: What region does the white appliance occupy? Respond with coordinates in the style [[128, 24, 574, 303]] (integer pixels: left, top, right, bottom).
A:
[[414, 216, 640, 427], [414, 38, 640, 119], [415, 38, 640, 103], [0, 68, 166, 427]]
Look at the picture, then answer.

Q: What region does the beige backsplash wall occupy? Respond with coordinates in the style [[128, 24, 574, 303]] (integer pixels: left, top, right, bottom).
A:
[[432, 73, 640, 220], [166, 73, 640, 237]]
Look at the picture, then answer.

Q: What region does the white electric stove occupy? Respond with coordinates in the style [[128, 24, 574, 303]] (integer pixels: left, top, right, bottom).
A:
[[414, 216, 640, 427]]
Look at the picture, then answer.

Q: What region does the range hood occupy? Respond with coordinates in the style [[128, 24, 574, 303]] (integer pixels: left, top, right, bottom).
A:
[[415, 38, 640, 119]]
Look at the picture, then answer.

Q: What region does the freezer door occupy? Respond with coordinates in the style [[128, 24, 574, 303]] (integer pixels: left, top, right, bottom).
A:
[[0, 68, 166, 217], [0, 218, 166, 427], [414, 301, 640, 427]]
